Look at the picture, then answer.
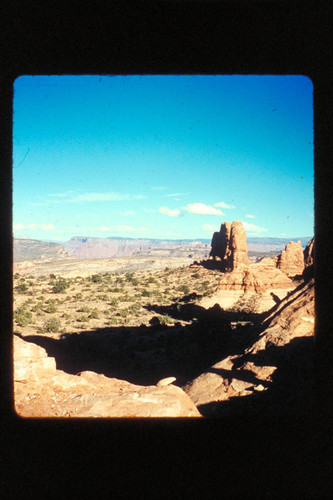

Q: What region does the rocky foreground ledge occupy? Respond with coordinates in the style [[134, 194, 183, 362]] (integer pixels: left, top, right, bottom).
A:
[[13, 335, 200, 418]]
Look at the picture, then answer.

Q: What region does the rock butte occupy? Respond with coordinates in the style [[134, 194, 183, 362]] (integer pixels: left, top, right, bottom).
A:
[[203, 221, 312, 311], [210, 220, 249, 271], [275, 240, 305, 277]]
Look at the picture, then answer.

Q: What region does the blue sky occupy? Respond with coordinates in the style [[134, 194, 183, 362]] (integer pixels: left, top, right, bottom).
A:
[[13, 75, 314, 242]]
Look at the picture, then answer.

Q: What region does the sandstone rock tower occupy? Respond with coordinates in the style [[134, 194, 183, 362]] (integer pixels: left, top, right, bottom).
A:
[[210, 221, 249, 271], [275, 240, 305, 277]]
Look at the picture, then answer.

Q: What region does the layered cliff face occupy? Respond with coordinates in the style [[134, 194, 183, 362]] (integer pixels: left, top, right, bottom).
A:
[[210, 221, 249, 271], [217, 258, 294, 294]]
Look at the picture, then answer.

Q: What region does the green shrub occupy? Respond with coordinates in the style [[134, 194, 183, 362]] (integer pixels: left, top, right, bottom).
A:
[[31, 303, 43, 313], [45, 303, 57, 313], [178, 284, 190, 295], [90, 274, 103, 283], [89, 309, 99, 319], [77, 306, 90, 313], [158, 315, 174, 325], [14, 307, 32, 327], [43, 317, 61, 333], [52, 278, 69, 294], [15, 283, 29, 294], [77, 315, 89, 323]]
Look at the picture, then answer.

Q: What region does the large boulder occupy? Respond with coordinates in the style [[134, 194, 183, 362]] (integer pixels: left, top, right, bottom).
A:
[[13, 335, 201, 418], [275, 240, 305, 277]]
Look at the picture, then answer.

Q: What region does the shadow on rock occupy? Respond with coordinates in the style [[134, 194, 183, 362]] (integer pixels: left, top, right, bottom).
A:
[[17, 302, 264, 390], [197, 335, 314, 417]]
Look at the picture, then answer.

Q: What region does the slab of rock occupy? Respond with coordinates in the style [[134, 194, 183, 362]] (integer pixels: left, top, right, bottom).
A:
[[13, 336, 201, 418], [14, 335, 57, 382], [184, 279, 315, 415], [157, 376, 177, 387], [217, 259, 294, 294], [303, 238, 314, 267]]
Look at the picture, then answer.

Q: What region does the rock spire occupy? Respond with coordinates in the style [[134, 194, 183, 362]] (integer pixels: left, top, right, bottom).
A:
[[210, 220, 249, 271], [275, 240, 305, 277]]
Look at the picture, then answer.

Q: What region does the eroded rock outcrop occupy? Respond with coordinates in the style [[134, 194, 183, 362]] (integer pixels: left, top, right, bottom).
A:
[[184, 278, 315, 416], [275, 240, 305, 277], [210, 221, 249, 271], [13, 335, 200, 418], [210, 222, 231, 262], [217, 258, 294, 294], [303, 238, 314, 267]]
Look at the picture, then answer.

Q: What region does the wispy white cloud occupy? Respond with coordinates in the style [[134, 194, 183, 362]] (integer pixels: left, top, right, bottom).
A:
[[182, 203, 224, 216], [114, 225, 148, 232], [120, 210, 135, 216], [98, 226, 109, 232], [143, 208, 156, 213], [14, 222, 55, 231], [72, 192, 145, 202], [49, 190, 75, 198], [214, 202, 235, 209], [166, 192, 189, 198], [30, 191, 146, 206], [245, 214, 256, 219], [202, 224, 219, 233], [159, 206, 181, 217], [242, 221, 268, 233]]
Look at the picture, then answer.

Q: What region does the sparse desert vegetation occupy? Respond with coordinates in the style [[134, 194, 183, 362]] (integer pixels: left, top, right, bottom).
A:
[[13, 265, 221, 338], [13, 230, 315, 418]]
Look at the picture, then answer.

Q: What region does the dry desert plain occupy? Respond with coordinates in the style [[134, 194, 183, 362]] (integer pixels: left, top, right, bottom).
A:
[[12, 238, 315, 418]]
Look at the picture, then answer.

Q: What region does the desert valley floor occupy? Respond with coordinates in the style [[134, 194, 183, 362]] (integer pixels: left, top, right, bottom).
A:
[[13, 250, 315, 418]]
